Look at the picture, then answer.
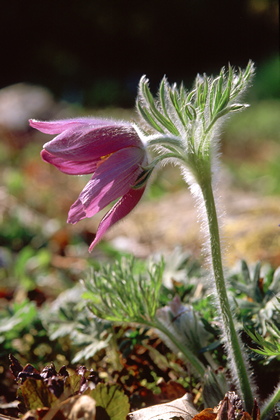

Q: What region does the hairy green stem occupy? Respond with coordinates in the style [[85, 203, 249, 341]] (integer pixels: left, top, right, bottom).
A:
[[260, 385, 280, 420], [201, 180, 254, 412]]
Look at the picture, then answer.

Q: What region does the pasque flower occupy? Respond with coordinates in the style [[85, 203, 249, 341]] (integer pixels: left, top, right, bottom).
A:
[[29, 117, 148, 251]]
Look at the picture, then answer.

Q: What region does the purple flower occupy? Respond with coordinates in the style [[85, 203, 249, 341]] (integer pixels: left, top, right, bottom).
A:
[[29, 117, 148, 251]]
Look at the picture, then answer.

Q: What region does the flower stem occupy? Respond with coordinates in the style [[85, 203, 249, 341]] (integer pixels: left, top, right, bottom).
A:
[[260, 384, 280, 420], [201, 180, 254, 413]]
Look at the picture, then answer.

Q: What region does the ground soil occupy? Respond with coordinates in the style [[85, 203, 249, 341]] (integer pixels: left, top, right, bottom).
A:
[[104, 178, 280, 268]]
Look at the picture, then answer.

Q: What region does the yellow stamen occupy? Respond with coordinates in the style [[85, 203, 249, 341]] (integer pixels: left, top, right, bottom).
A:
[[97, 153, 113, 168]]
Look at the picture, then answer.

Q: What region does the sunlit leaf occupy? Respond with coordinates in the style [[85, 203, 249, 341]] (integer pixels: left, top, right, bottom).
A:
[[128, 393, 198, 420], [71, 337, 111, 364], [90, 383, 129, 420], [20, 378, 57, 410], [62, 373, 85, 399]]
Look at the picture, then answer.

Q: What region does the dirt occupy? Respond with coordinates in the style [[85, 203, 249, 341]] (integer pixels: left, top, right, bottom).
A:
[[104, 181, 280, 267]]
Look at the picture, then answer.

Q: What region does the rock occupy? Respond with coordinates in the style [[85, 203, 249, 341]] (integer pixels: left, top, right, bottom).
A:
[[0, 83, 55, 131]]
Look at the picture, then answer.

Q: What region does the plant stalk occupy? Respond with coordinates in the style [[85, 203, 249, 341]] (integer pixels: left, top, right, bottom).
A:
[[260, 384, 280, 420], [201, 180, 254, 412]]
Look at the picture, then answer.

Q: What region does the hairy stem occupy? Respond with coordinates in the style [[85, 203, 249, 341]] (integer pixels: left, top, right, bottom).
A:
[[201, 180, 254, 412], [260, 384, 280, 420]]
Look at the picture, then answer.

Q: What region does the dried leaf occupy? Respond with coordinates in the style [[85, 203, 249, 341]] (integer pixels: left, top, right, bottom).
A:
[[158, 380, 186, 401], [191, 408, 217, 419], [19, 395, 96, 420], [9, 354, 23, 379], [17, 364, 41, 382], [59, 395, 96, 420], [8, 355, 101, 414], [21, 411, 42, 420], [215, 392, 253, 420], [251, 400, 260, 420], [128, 393, 198, 420]]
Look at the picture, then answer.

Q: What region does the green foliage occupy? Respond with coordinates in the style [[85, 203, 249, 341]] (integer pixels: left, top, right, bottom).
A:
[[0, 215, 37, 251], [90, 383, 130, 420], [246, 326, 280, 357], [80, 254, 280, 412], [13, 246, 51, 290], [0, 299, 43, 357], [202, 368, 229, 408], [0, 300, 37, 337], [228, 261, 280, 335], [137, 62, 254, 156], [243, 292, 280, 359], [2, 250, 280, 417], [83, 256, 164, 324], [156, 296, 214, 357], [40, 285, 112, 363]]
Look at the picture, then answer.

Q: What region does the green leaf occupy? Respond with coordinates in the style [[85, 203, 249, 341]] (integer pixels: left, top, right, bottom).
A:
[[168, 86, 188, 127], [137, 101, 165, 133], [90, 383, 130, 420], [40, 285, 112, 363], [71, 336, 112, 363], [0, 300, 38, 339], [159, 77, 169, 118], [245, 327, 280, 357], [143, 81, 175, 132], [138, 76, 180, 135]]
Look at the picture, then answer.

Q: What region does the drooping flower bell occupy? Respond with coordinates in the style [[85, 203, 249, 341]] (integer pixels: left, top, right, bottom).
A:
[[29, 117, 149, 251]]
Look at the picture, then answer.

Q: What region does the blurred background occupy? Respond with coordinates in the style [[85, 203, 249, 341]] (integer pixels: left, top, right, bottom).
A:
[[0, 0, 279, 106], [0, 0, 279, 272]]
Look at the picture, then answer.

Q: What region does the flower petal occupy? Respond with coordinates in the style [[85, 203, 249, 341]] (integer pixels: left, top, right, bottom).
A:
[[42, 124, 143, 161], [41, 149, 99, 175], [88, 186, 146, 251], [29, 117, 114, 134], [67, 147, 145, 222]]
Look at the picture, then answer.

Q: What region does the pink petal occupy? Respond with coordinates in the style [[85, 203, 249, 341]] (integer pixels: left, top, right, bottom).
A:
[[67, 147, 145, 222], [89, 186, 146, 251], [29, 117, 115, 134], [42, 124, 144, 161], [41, 149, 99, 175]]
